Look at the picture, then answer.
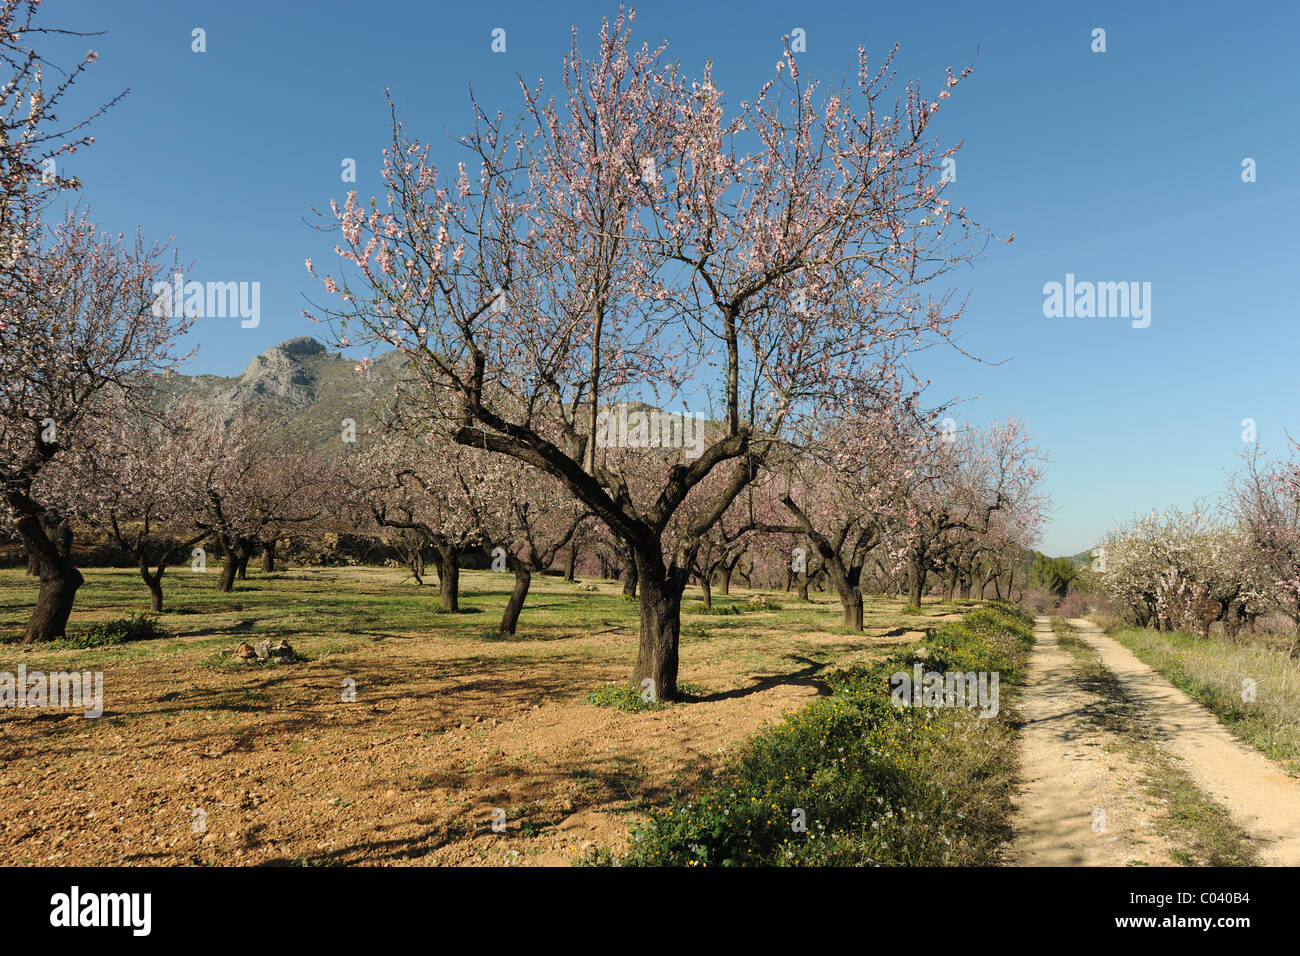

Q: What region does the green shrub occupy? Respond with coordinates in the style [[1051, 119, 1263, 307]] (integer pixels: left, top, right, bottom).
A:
[[595, 604, 1031, 866], [685, 602, 742, 616], [586, 681, 708, 712], [56, 614, 171, 649]]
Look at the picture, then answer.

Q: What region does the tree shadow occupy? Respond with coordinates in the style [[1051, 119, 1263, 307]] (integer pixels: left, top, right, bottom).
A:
[[686, 655, 831, 703]]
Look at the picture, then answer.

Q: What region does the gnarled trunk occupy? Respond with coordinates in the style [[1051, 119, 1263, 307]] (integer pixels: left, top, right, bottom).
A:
[[631, 557, 684, 702], [621, 562, 638, 597], [17, 507, 82, 642], [140, 561, 165, 613], [563, 543, 577, 582], [434, 545, 460, 612], [216, 538, 253, 593], [262, 539, 277, 573], [906, 560, 926, 611], [844, 589, 864, 630], [499, 559, 531, 635], [700, 575, 712, 609]]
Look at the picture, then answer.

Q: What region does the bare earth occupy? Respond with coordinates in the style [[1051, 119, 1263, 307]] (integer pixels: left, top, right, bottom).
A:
[[0, 570, 955, 867], [1006, 617, 1173, 865], [1069, 618, 1300, 866]]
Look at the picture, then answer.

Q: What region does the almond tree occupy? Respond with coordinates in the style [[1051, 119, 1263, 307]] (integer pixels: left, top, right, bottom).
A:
[[42, 394, 207, 611], [479, 463, 591, 635], [1231, 445, 1300, 644], [762, 396, 922, 629], [2, 212, 187, 639], [312, 12, 983, 698], [346, 427, 496, 612], [0, 4, 180, 640], [887, 417, 1045, 610], [167, 402, 331, 593]]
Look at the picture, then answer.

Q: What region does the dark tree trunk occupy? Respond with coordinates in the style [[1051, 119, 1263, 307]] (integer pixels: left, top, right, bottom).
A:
[[700, 576, 712, 609], [16, 507, 82, 642], [235, 551, 249, 580], [435, 545, 460, 612], [796, 571, 809, 602], [216, 538, 253, 593], [262, 539, 277, 573], [631, 557, 684, 702], [719, 559, 734, 595], [907, 560, 926, 611], [621, 562, 638, 597], [499, 559, 531, 635], [844, 589, 863, 630], [140, 561, 165, 613], [563, 543, 577, 582]]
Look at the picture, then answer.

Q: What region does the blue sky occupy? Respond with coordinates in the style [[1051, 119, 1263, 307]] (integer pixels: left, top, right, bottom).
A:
[[49, 0, 1300, 556]]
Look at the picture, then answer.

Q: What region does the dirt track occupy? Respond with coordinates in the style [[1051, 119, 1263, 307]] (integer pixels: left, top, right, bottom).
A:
[[1009, 616, 1300, 866]]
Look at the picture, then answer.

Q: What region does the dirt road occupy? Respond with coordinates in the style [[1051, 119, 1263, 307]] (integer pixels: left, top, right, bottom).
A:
[[1009, 616, 1300, 865]]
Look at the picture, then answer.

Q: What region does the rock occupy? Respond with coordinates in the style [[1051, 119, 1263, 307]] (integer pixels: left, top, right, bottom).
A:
[[253, 640, 271, 660], [269, 639, 294, 661], [234, 642, 257, 660]]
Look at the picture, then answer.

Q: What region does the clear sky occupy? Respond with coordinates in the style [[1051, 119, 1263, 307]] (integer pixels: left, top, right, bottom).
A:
[[47, 0, 1300, 556]]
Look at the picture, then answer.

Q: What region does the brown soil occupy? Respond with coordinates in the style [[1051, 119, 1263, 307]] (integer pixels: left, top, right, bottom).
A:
[[0, 592, 943, 867]]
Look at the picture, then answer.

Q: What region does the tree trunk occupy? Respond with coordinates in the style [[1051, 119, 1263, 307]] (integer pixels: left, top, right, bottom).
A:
[[621, 562, 638, 597], [631, 558, 684, 702], [844, 589, 864, 630], [16, 507, 82, 642], [216, 539, 252, 593], [563, 543, 577, 582], [700, 576, 712, 609], [139, 560, 165, 613], [796, 571, 810, 602], [906, 560, 926, 611], [262, 539, 277, 573], [719, 560, 734, 595], [235, 551, 249, 580], [499, 559, 531, 635], [435, 545, 460, 612]]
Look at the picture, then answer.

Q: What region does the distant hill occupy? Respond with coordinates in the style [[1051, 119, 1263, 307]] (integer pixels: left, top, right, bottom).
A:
[[154, 336, 410, 447]]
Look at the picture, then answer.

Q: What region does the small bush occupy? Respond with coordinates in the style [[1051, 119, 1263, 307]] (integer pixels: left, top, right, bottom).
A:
[[685, 602, 742, 616], [57, 614, 171, 649], [596, 604, 1032, 866], [586, 681, 707, 711]]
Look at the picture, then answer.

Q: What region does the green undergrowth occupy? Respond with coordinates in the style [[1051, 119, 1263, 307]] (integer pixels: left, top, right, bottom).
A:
[[592, 601, 1034, 865]]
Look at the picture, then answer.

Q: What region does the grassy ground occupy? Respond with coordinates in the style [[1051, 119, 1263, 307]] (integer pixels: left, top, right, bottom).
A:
[[1050, 619, 1257, 866], [0, 564, 970, 866], [1090, 620, 1300, 777]]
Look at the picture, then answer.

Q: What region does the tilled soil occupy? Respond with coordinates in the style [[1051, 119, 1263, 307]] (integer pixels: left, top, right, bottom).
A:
[[1, 591, 939, 867]]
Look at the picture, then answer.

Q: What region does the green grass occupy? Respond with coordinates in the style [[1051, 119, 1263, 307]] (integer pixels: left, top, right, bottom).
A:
[[0, 566, 951, 679], [585, 681, 709, 711], [591, 602, 1035, 866]]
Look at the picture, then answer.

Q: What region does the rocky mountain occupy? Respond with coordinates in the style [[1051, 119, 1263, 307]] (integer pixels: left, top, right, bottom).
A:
[[154, 337, 409, 447]]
